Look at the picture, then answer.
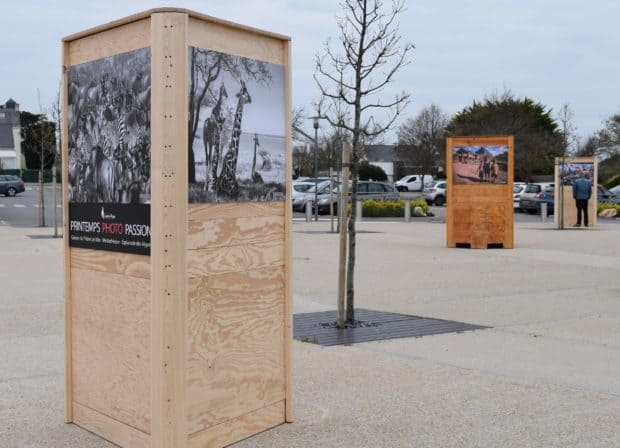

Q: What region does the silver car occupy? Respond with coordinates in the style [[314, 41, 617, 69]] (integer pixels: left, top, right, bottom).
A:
[[422, 181, 447, 206]]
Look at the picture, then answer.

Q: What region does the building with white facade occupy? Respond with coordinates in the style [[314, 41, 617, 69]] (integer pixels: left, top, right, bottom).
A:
[[0, 98, 22, 169]]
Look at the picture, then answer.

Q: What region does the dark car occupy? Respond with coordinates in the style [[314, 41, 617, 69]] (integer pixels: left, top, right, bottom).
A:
[[314, 181, 399, 214], [0, 174, 25, 197], [537, 187, 554, 215]]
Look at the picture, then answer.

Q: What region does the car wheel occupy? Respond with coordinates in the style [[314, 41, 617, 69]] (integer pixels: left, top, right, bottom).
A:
[[434, 195, 445, 206], [6, 187, 17, 197], [526, 209, 537, 215]]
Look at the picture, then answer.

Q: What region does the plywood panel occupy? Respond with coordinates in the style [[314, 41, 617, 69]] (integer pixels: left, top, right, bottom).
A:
[[447, 136, 514, 248], [68, 18, 150, 66], [71, 268, 150, 433], [555, 157, 598, 228], [188, 215, 284, 250], [73, 402, 150, 448], [188, 17, 285, 65], [188, 201, 284, 222], [187, 240, 285, 278], [187, 401, 284, 448], [150, 11, 189, 448], [187, 267, 285, 434], [71, 248, 150, 279]]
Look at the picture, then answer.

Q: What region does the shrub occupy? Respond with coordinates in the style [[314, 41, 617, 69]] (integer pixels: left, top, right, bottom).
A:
[[359, 198, 430, 217], [603, 174, 620, 190], [597, 203, 620, 213], [359, 162, 387, 181]]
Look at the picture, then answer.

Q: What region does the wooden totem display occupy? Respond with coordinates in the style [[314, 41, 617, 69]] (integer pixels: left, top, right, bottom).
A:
[[554, 157, 598, 229], [62, 8, 293, 447], [446, 136, 514, 249]]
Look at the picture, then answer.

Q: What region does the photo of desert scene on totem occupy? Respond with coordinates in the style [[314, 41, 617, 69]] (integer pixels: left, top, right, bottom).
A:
[[452, 145, 508, 185], [187, 47, 286, 203], [560, 163, 594, 186]]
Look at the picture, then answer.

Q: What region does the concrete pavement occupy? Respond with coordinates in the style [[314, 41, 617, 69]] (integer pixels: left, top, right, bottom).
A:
[[1, 218, 619, 447]]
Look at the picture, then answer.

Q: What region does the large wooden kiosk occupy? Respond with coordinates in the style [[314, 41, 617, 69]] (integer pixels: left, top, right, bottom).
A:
[[446, 136, 514, 249], [554, 156, 598, 229], [62, 8, 293, 447]]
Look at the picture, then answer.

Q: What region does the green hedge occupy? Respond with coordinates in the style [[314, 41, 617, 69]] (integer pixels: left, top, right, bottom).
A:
[[603, 174, 620, 190], [597, 203, 620, 213], [360, 198, 430, 217]]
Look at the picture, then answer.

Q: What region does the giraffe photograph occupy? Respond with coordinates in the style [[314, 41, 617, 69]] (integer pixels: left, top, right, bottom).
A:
[[188, 47, 286, 203]]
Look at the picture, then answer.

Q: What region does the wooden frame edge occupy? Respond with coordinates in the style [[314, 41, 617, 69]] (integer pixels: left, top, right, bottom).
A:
[[61, 40, 73, 424], [283, 40, 294, 423], [150, 11, 189, 448]]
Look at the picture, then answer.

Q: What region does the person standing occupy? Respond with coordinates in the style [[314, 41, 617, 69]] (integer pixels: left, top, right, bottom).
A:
[[572, 172, 592, 227]]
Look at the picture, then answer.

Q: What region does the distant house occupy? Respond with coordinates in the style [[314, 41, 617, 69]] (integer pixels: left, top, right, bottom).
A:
[[0, 98, 22, 169], [363, 144, 398, 182]]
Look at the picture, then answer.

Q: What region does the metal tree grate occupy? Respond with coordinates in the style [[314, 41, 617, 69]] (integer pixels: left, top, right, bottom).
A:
[[294, 308, 489, 346]]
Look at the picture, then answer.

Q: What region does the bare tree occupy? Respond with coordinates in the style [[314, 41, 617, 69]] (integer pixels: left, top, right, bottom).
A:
[[556, 102, 577, 155], [396, 104, 448, 186], [315, 0, 414, 325]]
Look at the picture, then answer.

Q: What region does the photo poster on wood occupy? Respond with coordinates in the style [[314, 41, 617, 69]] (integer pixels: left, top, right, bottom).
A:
[[554, 157, 598, 229], [67, 47, 151, 255], [452, 144, 509, 185], [187, 46, 286, 203], [446, 136, 514, 249]]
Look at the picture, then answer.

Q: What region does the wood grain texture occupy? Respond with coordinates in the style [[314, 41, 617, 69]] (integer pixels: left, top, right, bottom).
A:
[[447, 136, 514, 249], [73, 402, 150, 448], [68, 18, 150, 66], [188, 215, 284, 250], [188, 201, 284, 222], [188, 17, 285, 64], [187, 401, 285, 448], [282, 40, 294, 423], [187, 267, 286, 434], [187, 240, 285, 278], [70, 248, 150, 279], [62, 41, 73, 423], [71, 268, 150, 433], [150, 12, 189, 448]]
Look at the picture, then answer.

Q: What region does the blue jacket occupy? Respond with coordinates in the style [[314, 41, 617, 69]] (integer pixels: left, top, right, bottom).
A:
[[572, 177, 592, 200]]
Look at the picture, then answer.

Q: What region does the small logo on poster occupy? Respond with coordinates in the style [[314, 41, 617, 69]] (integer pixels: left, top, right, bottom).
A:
[[100, 206, 116, 220]]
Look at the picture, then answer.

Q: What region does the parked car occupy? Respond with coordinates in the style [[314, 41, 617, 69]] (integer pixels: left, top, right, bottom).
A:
[[422, 180, 447, 206], [609, 185, 620, 196], [314, 180, 399, 214], [513, 183, 526, 209], [537, 186, 555, 215], [519, 182, 553, 214], [292, 180, 334, 211], [394, 174, 434, 192], [597, 184, 619, 204], [0, 174, 26, 197]]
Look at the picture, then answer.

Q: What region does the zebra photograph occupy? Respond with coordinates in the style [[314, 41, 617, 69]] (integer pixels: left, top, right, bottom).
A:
[[188, 47, 286, 203], [67, 47, 151, 205]]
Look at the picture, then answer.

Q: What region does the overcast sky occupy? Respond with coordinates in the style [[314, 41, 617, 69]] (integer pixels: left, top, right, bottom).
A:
[[2, 1, 618, 144]]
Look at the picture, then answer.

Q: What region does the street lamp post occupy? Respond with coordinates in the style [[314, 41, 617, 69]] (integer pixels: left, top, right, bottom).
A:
[[312, 116, 319, 222]]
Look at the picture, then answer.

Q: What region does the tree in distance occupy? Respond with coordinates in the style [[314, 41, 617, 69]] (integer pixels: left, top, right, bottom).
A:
[[396, 104, 449, 186], [447, 91, 564, 181]]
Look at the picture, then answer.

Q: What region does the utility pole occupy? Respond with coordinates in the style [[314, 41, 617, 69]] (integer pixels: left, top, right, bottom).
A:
[[312, 116, 320, 222]]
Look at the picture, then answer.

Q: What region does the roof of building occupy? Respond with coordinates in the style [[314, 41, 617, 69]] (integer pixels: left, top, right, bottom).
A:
[[364, 144, 399, 163], [0, 123, 15, 148], [0, 107, 20, 126], [5, 98, 17, 109]]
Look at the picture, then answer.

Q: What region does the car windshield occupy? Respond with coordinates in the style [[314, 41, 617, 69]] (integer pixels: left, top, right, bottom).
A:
[[524, 185, 541, 193], [293, 184, 313, 192], [513, 185, 524, 193]]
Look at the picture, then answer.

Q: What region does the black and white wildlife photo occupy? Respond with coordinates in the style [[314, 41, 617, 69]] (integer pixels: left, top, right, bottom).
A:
[[67, 48, 151, 255], [188, 47, 286, 203]]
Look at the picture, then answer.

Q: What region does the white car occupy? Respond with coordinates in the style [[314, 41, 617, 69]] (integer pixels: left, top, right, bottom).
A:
[[394, 174, 434, 192], [513, 182, 526, 209], [422, 181, 447, 206]]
